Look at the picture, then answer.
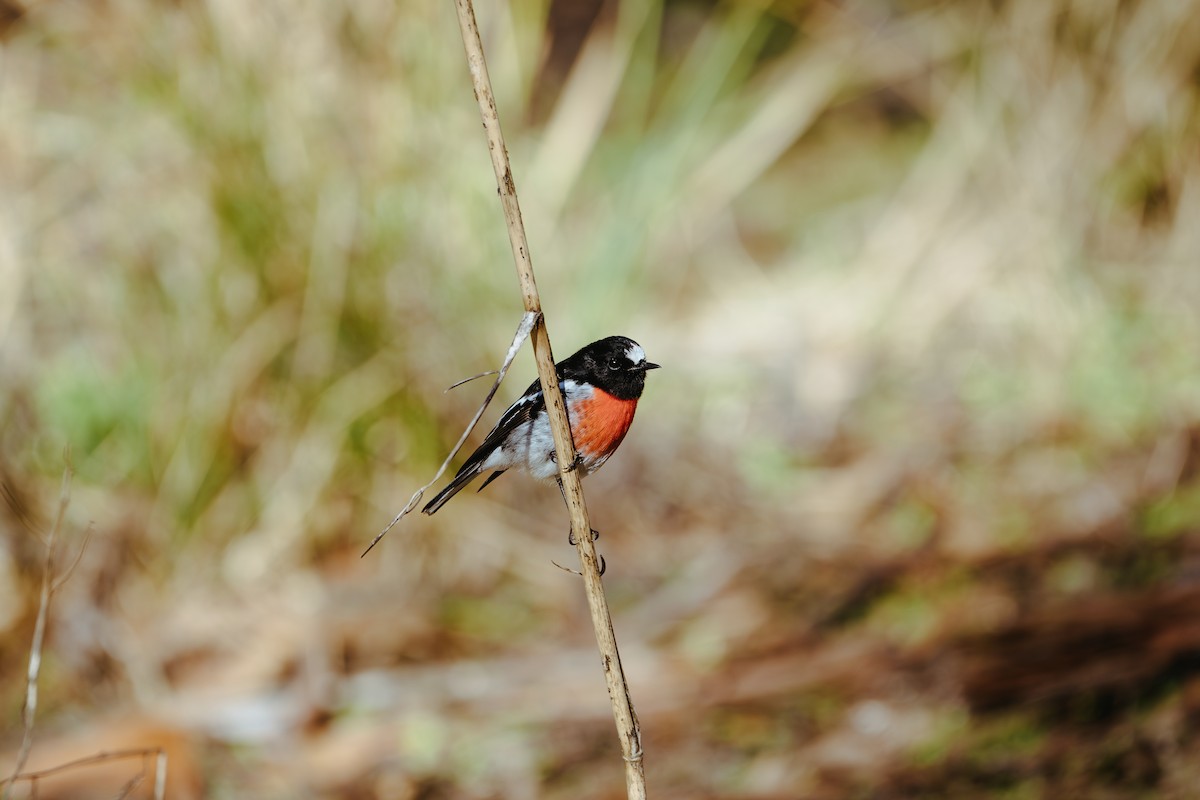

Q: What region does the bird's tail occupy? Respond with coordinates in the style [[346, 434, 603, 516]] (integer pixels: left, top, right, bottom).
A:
[[422, 464, 483, 515]]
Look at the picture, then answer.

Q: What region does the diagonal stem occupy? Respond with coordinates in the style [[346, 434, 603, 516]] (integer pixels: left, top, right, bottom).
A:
[[362, 310, 539, 557], [450, 1, 646, 796], [3, 459, 73, 800]]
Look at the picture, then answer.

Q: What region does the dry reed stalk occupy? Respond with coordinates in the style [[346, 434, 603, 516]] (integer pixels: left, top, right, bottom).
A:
[[1, 459, 161, 800], [2, 462, 72, 800], [451, 0, 647, 796]]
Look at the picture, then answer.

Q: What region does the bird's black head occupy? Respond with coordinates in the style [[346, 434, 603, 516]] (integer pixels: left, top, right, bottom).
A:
[[559, 336, 660, 400]]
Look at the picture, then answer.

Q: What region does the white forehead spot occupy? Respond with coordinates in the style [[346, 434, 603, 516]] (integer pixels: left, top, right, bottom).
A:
[[625, 343, 646, 364]]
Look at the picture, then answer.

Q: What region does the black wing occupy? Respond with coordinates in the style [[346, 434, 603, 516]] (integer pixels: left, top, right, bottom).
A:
[[458, 376, 545, 475], [422, 378, 550, 515]]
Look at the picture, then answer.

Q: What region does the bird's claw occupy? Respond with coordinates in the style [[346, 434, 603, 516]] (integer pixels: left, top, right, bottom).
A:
[[549, 450, 585, 473], [567, 528, 601, 546]]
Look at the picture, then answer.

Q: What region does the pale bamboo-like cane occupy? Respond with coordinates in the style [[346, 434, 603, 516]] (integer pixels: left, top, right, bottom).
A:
[[450, 1, 646, 796]]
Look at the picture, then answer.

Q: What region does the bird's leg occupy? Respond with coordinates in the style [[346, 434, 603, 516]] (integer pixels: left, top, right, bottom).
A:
[[556, 477, 600, 546]]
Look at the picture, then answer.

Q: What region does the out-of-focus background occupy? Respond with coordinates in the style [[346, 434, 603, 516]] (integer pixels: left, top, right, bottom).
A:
[[2, 0, 1200, 796]]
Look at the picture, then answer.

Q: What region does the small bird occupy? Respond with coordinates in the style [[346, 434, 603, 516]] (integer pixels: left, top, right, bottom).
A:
[[422, 336, 659, 516]]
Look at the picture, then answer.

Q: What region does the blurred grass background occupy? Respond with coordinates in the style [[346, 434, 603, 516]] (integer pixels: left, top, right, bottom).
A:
[[2, 0, 1200, 796]]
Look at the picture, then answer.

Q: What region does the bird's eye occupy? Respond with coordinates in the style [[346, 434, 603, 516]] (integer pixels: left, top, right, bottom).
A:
[[607, 356, 623, 371]]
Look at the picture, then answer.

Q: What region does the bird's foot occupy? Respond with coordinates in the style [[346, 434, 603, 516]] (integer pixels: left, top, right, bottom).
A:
[[549, 450, 586, 473], [567, 527, 601, 546]]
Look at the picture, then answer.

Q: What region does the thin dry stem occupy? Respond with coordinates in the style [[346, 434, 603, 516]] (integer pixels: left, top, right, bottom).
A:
[[154, 749, 168, 800], [3, 459, 73, 800], [451, 1, 646, 796], [362, 309, 540, 557], [0, 464, 151, 800], [0, 748, 167, 800]]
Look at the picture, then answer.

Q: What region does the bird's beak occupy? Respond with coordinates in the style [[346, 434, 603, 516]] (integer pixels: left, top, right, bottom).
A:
[[642, 362, 661, 371]]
